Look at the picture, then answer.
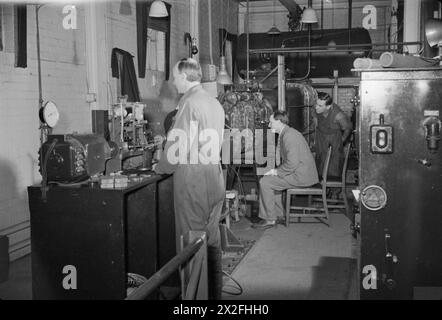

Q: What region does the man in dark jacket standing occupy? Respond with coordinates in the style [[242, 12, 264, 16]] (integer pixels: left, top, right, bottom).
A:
[[253, 111, 318, 229], [313, 92, 352, 179], [154, 58, 225, 299]]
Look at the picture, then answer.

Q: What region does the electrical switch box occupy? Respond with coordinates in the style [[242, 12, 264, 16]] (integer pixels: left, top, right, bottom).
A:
[[370, 114, 393, 154]]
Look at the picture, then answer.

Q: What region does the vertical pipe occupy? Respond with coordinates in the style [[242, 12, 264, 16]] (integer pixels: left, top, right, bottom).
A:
[[208, 0, 213, 65], [278, 55, 285, 111], [246, 0, 250, 87], [36, 5, 44, 146], [321, 0, 324, 30], [348, 0, 352, 46], [333, 70, 339, 104]]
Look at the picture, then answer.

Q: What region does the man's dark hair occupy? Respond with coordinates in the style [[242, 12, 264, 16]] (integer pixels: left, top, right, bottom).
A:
[[273, 110, 289, 125], [317, 92, 333, 106]]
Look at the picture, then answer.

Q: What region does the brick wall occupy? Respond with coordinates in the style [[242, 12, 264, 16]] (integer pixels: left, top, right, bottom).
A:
[[312, 85, 357, 118]]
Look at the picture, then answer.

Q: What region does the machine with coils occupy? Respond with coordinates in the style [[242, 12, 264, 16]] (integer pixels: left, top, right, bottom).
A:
[[38, 96, 161, 185]]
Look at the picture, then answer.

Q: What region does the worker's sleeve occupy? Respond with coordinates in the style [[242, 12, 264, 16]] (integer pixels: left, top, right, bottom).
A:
[[276, 133, 302, 178], [335, 112, 353, 131], [156, 102, 197, 174]]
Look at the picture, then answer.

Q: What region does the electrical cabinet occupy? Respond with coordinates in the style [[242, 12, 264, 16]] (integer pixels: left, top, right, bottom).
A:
[[359, 68, 442, 299]]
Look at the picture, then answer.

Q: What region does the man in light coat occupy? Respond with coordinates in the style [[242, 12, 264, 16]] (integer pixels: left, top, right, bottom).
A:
[[154, 58, 225, 299]]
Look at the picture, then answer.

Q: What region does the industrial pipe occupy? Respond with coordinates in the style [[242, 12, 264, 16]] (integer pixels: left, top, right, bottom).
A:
[[278, 55, 286, 111], [246, 0, 250, 87], [380, 52, 437, 68], [353, 58, 382, 69], [333, 70, 339, 104], [249, 42, 423, 55]]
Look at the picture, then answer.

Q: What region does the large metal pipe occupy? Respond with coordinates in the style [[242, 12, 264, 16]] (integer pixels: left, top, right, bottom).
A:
[[379, 52, 437, 68], [278, 55, 285, 111], [249, 42, 422, 54], [353, 58, 382, 69], [246, 0, 250, 86]]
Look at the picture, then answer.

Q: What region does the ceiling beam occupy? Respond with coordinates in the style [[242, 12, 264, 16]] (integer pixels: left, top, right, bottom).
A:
[[278, 0, 301, 14]]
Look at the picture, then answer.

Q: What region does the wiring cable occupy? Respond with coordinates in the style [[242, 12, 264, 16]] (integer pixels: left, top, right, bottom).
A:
[[222, 270, 243, 296], [41, 138, 58, 202]]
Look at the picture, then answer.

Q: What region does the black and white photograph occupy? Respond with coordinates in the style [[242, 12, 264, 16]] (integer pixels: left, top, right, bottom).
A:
[[0, 0, 441, 306]]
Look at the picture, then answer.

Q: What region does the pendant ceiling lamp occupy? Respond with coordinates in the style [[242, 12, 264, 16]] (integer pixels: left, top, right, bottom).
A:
[[149, 0, 168, 18], [216, 56, 233, 85], [267, 0, 281, 35], [301, 7, 318, 24], [217, 2, 233, 85]]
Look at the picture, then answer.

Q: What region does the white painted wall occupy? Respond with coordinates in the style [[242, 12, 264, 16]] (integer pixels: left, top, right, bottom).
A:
[[0, 3, 89, 260]]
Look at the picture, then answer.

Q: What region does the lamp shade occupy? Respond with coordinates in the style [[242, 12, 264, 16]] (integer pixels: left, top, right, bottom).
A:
[[149, 0, 168, 18], [301, 8, 318, 24], [425, 18, 442, 47], [216, 56, 233, 85], [267, 25, 281, 35]]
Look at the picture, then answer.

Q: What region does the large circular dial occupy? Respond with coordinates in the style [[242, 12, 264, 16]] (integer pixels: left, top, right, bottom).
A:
[[39, 101, 60, 128], [361, 185, 387, 211]]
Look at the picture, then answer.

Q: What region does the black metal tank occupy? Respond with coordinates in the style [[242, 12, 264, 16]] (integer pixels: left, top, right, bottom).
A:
[[237, 28, 372, 79]]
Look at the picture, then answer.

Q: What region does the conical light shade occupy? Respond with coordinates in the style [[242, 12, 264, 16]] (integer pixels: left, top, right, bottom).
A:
[[301, 7, 318, 24], [425, 18, 442, 47], [267, 25, 281, 35], [216, 56, 233, 85], [149, 0, 168, 18]]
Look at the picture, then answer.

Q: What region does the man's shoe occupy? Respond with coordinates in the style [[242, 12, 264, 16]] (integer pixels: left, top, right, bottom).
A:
[[252, 219, 276, 229]]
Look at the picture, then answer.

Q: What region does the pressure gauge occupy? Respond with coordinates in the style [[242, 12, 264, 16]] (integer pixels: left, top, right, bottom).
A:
[[39, 101, 60, 128], [361, 185, 387, 211]]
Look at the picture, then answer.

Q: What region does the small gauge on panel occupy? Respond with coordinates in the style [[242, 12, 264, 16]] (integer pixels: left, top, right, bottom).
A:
[[39, 101, 60, 128], [361, 185, 387, 211]]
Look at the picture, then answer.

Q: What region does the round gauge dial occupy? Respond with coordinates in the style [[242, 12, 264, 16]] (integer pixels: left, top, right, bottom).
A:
[[39, 101, 59, 128], [361, 185, 387, 211]]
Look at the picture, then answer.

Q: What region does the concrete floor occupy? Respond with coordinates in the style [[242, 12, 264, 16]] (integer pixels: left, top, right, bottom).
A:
[[222, 212, 360, 300], [0, 254, 32, 300], [0, 211, 359, 300]]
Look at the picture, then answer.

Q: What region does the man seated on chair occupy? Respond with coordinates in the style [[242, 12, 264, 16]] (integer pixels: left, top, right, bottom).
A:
[[252, 111, 319, 229]]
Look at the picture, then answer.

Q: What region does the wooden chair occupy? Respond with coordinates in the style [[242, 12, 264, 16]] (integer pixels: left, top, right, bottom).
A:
[[285, 146, 332, 227], [323, 143, 352, 217]]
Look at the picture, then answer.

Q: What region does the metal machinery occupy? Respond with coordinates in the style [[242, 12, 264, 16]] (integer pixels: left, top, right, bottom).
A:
[[38, 99, 159, 183], [31, 98, 176, 299], [107, 98, 157, 172], [237, 28, 372, 80], [39, 134, 111, 182], [110, 99, 152, 152], [358, 68, 442, 299]]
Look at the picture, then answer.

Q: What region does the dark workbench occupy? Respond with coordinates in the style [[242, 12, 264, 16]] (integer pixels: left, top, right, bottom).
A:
[[28, 173, 176, 299]]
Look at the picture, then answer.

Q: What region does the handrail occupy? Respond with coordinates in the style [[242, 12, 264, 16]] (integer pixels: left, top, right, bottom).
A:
[[183, 247, 205, 300], [125, 236, 204, 300]]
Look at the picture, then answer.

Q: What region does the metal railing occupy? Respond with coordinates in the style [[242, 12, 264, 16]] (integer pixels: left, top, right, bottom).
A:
[[125, 231, 207, 300]]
